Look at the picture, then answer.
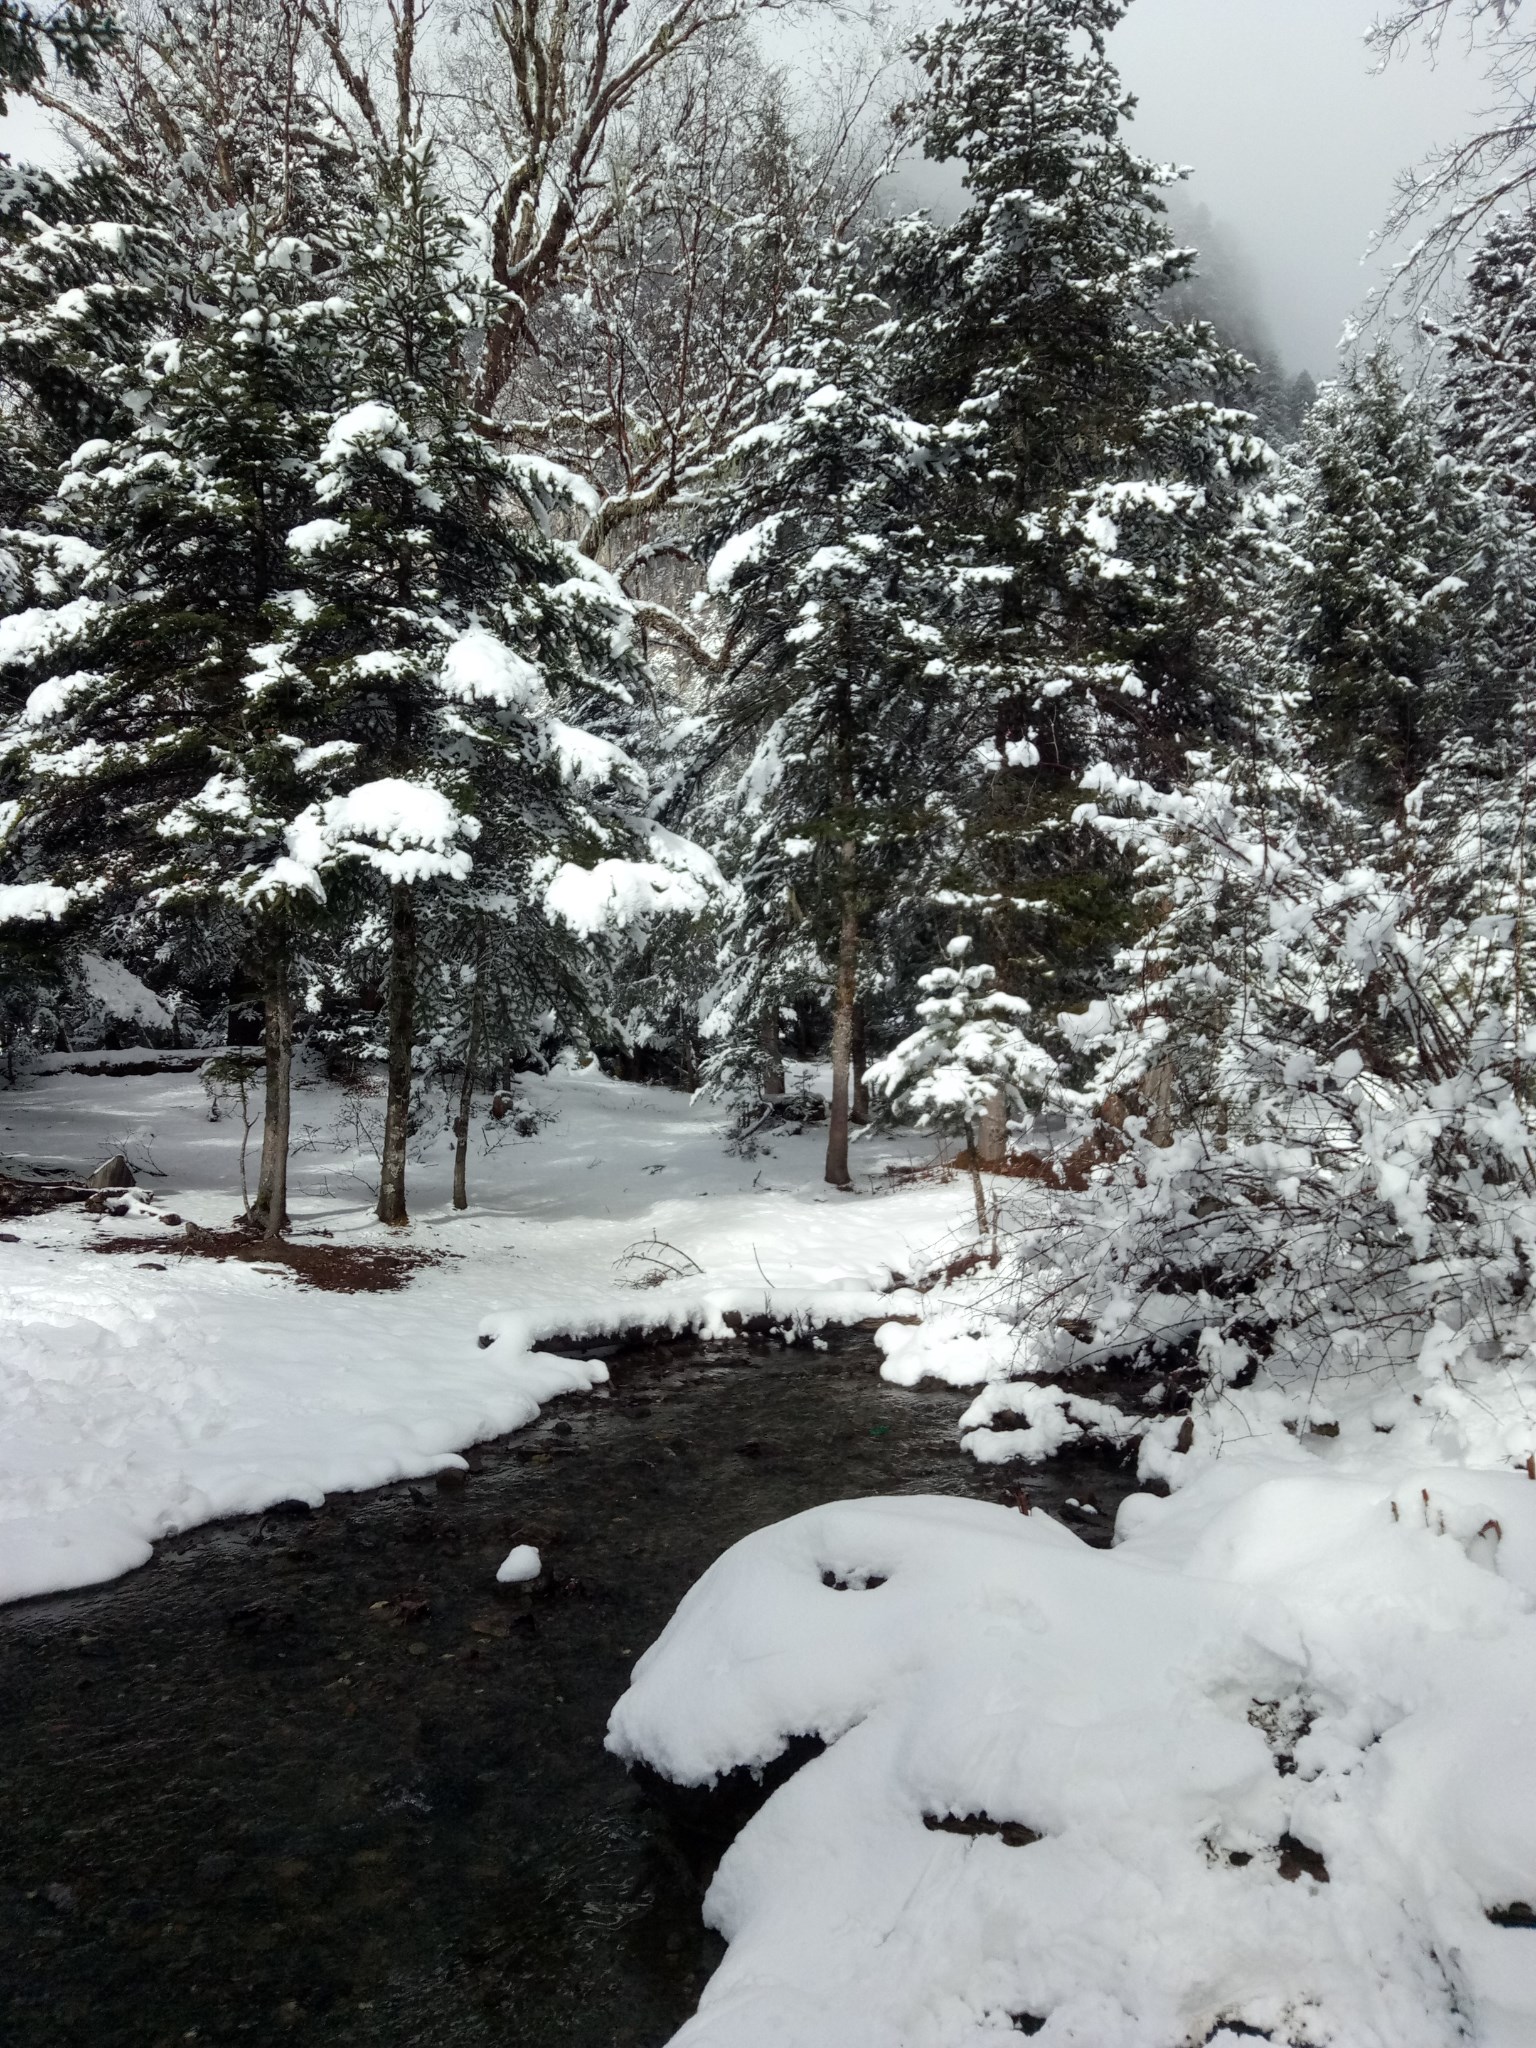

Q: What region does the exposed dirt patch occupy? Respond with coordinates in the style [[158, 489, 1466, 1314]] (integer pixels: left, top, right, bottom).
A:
[[923, 1811, 1042, 1848], [879, 1157, 950, 1188], [89, 1227, 453, 1293], [1276, 1832, 1330, 1884]]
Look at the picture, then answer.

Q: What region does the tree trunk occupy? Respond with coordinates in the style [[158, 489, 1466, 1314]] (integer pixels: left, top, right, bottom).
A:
[[965, 1121, 989, 1238], [760, 1003, 785, 1098], [1144, 1060, 1175, 1148], [824, 844, 859, 1189], [452, 981, 482, 1212], [251, 933, 293, 1239], [975, 1085, 1008, 1166], [851, 1001, 870, 1124], [377, 884, 417, 1227]]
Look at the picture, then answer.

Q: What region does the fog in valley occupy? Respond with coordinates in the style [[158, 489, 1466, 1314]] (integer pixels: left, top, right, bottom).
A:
[[874, 0, 1493, 382]]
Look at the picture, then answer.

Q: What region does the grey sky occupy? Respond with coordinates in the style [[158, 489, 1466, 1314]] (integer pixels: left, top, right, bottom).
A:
[[1105, 0, 1488, 377], [868, 1, 1493, 380], [0, 1, 1496, 380]]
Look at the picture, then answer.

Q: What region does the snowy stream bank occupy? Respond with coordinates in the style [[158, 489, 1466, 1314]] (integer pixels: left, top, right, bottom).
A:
[[0, 1330, 1129, 2048], [7, 1062, 1536, 2046], [0, 1061, 976, 1604]]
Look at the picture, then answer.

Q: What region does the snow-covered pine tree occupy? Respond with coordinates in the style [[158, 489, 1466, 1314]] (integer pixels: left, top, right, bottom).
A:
[[1020, 679, 1536, 1450], [975, 277, 1536, 1446], [0, 1, 114, 109], [698, 277, 962, 1188], [1288, 347, 1492, 813], [1431, 206, 1536, 750], [0, 152, 182, 534], [278, 142, 711, 1224], [867, 934, 1054, 1235], [0, 90, 368, 1234], [875, 0, 1267, 1015]]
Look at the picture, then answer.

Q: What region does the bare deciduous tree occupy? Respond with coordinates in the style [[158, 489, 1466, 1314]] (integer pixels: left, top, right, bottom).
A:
[[500, 20, 896, 595], [1372, 0, 1536, 294], [34, 0, 337, 232]]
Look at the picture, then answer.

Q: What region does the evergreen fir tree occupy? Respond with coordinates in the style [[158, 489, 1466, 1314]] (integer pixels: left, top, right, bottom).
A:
[[277, 143, 705, 1223], [1288, 348, 1490, 811], [697, 278, 961, 1187], [0, 197, 359, 1229], [1432, 206, 1536, 751], [867, 935, 1054, 1234], [876, 0, 1267, 1014], [0, 1, 115, 111]]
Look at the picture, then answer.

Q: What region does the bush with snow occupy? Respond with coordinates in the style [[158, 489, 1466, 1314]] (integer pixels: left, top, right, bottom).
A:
[[973, 709, 1536, 1469]]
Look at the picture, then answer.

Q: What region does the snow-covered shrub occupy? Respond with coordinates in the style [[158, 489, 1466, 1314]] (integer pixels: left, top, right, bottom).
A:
[[999, 714, 1536, 1434]]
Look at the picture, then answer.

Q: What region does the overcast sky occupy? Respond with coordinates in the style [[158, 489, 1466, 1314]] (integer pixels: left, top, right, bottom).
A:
[[0, 1, 1496, 380], [1110, 0, 1489, 376], [877, 1, 1494, 378]]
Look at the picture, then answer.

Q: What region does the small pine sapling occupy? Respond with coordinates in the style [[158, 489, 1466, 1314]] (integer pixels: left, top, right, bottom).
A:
[[868, 938, 1055, 1239]]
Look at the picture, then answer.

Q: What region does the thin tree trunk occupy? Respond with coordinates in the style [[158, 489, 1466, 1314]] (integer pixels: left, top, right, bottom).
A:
[[824, 843, 859, 1190], [251, 933, 293, 1239], [452, 981, 482, 1212], [851, 1001, 869, 1124], [965, 1121, 988, 1238], [975, 1085, 1008, 1166], [760, 1002, 785, 1098], [1144, 1060, 1175, 1148], [377, 884, 417, 1227]]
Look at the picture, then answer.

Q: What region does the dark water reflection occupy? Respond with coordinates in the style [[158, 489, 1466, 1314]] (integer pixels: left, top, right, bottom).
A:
[[0, 1330, 1136, 2048]]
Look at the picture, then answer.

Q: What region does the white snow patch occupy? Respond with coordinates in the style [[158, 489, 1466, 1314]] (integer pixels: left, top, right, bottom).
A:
[[706, 516, 782, 594], [496, 1544, 542, 1584], [545, 857, 712, 934], [440, 625, 546, 710], [0, 595, 99, 668], [77, 952, 173, 1030], [612, 1473, 1536, 2048], [0, 882, 73, 923], [286, 517, 350, 556]]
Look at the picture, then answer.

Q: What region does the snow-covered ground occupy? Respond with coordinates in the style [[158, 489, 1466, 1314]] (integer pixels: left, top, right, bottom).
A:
[[610, 1368, 1536, 2047], [0, 1057, 973, 1605], [11, 1056, 1536, 2047]]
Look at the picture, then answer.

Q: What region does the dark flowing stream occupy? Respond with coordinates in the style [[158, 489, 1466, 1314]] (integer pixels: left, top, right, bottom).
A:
[[0, 1328, 1138, 2048]]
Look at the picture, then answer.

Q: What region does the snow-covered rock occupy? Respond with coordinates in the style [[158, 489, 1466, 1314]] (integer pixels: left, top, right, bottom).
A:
[[611, 1479, 1536, 2048]]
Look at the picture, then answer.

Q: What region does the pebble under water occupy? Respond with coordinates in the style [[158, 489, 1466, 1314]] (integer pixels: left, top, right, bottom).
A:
[[0, 1327, 1139, 2048]]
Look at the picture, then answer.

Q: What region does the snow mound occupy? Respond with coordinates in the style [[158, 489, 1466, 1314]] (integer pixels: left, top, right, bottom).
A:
[[874, 1309, 1017, 1388], [496, 1543, 541, 1584], [77, 951, 173, 1030], [610, 1484, 1536, 2047]]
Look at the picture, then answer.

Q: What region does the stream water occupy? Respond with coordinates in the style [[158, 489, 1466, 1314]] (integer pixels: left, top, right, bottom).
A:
[[0, 1328, 1139, 2048]]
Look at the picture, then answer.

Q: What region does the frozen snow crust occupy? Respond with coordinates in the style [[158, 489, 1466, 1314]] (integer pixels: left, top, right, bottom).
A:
[[611, 1461, 1536, 2047], [0, 1060, 961, 1605]]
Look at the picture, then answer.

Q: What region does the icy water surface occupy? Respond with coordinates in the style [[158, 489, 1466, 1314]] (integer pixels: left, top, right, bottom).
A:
[[0, 1328, 1138, 2048]]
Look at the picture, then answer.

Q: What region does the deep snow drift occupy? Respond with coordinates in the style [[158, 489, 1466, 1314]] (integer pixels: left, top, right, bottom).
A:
[[0, 1057, 970, 1604], [611, 1458, 1536, 2048]]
